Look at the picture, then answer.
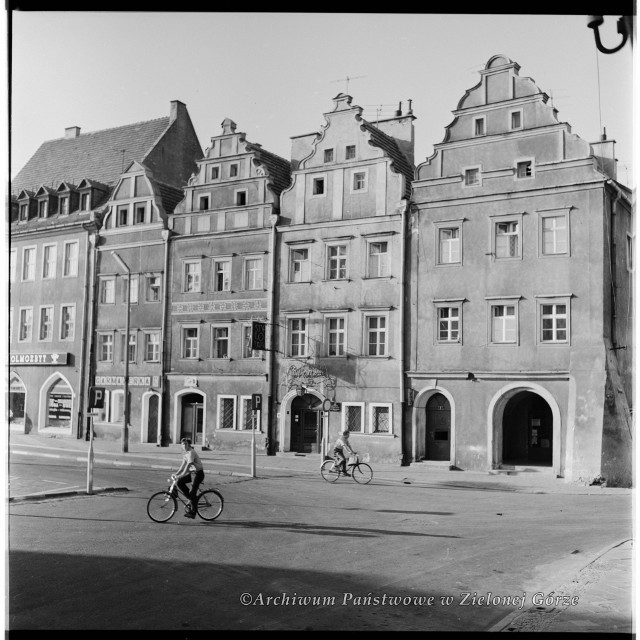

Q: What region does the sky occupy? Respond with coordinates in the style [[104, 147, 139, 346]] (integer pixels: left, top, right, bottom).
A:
[[8, 12, 636, 187]]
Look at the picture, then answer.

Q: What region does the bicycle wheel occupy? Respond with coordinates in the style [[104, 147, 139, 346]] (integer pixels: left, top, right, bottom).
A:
[[321, 459, 340, 483], [352, 463, 373, 484], [196, 489, 224, 521], [147, 491, 177, 522]]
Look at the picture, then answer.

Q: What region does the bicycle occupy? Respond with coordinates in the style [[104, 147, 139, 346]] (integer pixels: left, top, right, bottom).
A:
[[146, 474, 224, 523], [320, 454, 373, 484]]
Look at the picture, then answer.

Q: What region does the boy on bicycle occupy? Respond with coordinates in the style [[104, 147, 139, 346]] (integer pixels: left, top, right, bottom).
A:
[[333, 430, 356, 476], [173, 437, 205, 518]]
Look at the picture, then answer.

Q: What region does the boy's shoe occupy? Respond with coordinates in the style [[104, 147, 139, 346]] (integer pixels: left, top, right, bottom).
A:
[[183, 511, 196, 519]]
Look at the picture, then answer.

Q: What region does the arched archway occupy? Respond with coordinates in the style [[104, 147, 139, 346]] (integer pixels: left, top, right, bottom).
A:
[[411, 386, 456, 462], [38, 372, 74, 432], [9, 372, 26, 428], [488, 383, 562, 476], [141, 391, 161, 443], [279, 388, 325, 453]]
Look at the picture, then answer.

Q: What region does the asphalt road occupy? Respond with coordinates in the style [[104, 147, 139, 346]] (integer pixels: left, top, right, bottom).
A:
[[7, 458, 633, 631]]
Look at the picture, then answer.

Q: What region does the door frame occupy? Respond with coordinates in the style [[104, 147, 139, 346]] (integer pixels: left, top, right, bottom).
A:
[[411, 386, 456, 463], [278, 387, 325, 452], [173, 388, 207, 445], [425, 392, 452, 461]]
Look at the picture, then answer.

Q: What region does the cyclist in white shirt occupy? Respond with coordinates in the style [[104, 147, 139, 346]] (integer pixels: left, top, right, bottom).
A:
[[333, 430, 356, 476], [174, 438, 205, 518]]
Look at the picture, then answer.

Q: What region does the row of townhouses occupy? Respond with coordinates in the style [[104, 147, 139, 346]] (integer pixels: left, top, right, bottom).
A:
[[9, 55, 634, 486]]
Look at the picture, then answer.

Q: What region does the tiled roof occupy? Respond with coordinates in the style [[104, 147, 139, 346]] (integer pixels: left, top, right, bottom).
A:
[[156, 181, 186, 214], [360, 120, 414, 198], [249, 144, 292, 195], [11, 117, 171, 196]]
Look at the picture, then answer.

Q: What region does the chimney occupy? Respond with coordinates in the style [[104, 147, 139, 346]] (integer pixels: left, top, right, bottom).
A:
[[170, 100, 187, 124], [65, 126, 81, 139], [591, 134, 617, 180]]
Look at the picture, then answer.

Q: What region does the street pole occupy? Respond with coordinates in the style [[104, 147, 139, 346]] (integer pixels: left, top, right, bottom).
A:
[[251, 410, 257, 478], [111, 251, 130, 453], [86, 414, 94, 494]]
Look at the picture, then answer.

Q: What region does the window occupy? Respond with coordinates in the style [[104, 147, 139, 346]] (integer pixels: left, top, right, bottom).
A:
[[343, 402, 364, 433], [63, 241, 79, 276], [42, 244, 57, 279], [19, 308, 33, 342], [22, 247, 35, 281], [464, 167, 481, 186], [229, 163, 238, 178], [326, 317, 346, 356], [490, 304, 517, 344], [437, 227, 461, 265], [124, 275, 139, 304], [352, 171, 366, 192], [240, 397, 254, 430], [627, 233, 634, 272], [312, 177, 325, 195], [111, 390, 125, 423], [19, 204, 28, 221], [495, 220, 520, 258], [235, 190, 247, 206], [217, 396, 236, 429], [144, 332, 160, 362], [60, 305, 75, 340], [211, 326, 229, 359], [242, 324, 260, 358], [10, 250, 16, 282], [345, 145, 356, 160], [244, 257, 263, 290], [540, 213, 569, 256], [120, 331, 137, 363], [146, 275, 161, 302], [38, 200, 48, 218], [540, 303, 568, 343], [98, 334, 114, 362], [39, 306, 54, 341], [181, 326, 199, 359], [327, 244, 347, 280], [516, 160, 533, 179], [117, 206, 129, 226], [290, 248, 310, 282], [198, 196, 209, 211], [211, 166, 219, 180], [81, 193, 91, 211], [213, 259, 231, 292], [288, 318, 307, 357], [324, 149, 334, 163], [437, 306, 460, 343], [100, 278, 115, 304], [510, 110, 523, 130], [365, 315, 387, 356], [60, 198, 69, 215], [367, 241, 389, 277], [183, 260, 201, 293], [473, 116, 486, 136], [134, 203, 146, 223], [370, 403, 391, 434]]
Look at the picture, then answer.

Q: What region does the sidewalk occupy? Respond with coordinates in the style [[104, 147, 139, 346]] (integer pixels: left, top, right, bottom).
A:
[[7, 430, 635, 633]]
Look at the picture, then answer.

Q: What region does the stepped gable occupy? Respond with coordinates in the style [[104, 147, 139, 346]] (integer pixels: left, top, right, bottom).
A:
[[11, 116, 171, 196], [359, 119, 414, 198]]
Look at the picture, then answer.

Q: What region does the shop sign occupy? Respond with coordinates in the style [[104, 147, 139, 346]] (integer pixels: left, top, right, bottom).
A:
[[184, 377, 198, 388], [95, 375, 155, 387], [10, 352, 69, 365], [172, 298, 267, 314]]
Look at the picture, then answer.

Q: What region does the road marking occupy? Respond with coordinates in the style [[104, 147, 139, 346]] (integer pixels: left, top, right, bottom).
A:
[[42, 479, 68, 485]]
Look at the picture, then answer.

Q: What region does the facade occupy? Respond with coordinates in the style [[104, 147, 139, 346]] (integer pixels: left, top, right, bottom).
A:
[[9, 101, 202, 440], [165, 118, 291, 449], [408, 55, 633, 485], [273, 94, 415, 463]]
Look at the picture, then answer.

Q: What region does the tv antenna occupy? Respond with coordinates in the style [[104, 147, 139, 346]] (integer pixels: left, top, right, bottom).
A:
[[331, 75, 366, 94]]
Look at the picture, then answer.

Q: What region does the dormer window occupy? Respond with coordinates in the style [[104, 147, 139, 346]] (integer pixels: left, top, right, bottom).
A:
[[134, 203, 146, 224], [81, 193, 90, 211], [117, 205, 129, 226], [38, 200, 48, 218], [19, 204, 28, 221], [60, 198, 69, 215]]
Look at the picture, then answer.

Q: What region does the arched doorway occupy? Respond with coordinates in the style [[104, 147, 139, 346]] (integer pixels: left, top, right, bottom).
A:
[[145, 393, 160, 443], [9, 374, 26, 427], [502, 391, 553, 466], [425, 393, 451, 461], [45, 377, 73, 429], [180, 393, 204, 445], [291, 393, 322, 453]]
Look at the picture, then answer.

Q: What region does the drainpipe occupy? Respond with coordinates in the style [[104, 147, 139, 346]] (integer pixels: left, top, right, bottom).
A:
[[160, 227, 172, 446], [266, 213, 279, 455], [398, 198, 409, 465]]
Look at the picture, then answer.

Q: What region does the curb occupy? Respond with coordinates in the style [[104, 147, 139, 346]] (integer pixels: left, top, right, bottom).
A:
[[9, 487, 130, 503], [486, 537, 633, 632]]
